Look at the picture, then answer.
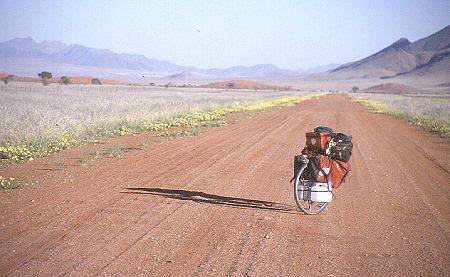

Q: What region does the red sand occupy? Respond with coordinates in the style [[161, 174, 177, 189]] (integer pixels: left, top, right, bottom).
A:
[[363, 83, 417, 94], [0, 73, 141, 86], [1, 95, 448, 275]]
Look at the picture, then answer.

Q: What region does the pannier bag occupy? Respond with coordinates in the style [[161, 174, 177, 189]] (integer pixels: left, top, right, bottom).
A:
[[329, 159, 351, 188], [332, 132, 352, 142], [293, 155, 304, 178], [329, 133, 353, 162], [298, 126, 353, 188], [304, 155, 332, 183], [306, 132, 332, 154], [314, 126, 333, 133], [305, 154, 350, 188]]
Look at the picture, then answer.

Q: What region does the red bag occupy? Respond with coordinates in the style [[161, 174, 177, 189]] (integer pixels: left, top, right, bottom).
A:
[[306, 154, 351, 188], [315, 155, 332, 182], [329, 160, 351, 188], [305, 154, 332, 183], [305, 132, 332, 154]]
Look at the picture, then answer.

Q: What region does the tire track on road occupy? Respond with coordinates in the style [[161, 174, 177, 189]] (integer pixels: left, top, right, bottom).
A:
[[2, 95, 449, 276]]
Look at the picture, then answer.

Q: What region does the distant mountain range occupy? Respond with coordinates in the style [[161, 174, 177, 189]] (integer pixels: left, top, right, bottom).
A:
[[0, 37, 338, 81], [1, 25, 447, 81], [330, 25, 449, 78]]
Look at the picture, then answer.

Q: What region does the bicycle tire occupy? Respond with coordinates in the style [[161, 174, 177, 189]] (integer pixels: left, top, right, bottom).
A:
[[294, 164, 328, 215]]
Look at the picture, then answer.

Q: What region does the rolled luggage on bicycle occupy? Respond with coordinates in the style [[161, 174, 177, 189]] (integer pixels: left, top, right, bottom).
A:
[[294, 126, 352, 189], [292, 126, 354, 214]]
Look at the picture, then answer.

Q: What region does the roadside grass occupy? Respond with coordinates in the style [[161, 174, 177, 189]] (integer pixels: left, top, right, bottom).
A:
[[150, 137, 166, 144], [351, 94, 450, 137], [0, 83, 325, 164], [89, 150, 102, 160], [78, 154, 88, 166], [0, 176, 23, 189], [105, 144, 145, 157], [202, 121, 228, 127], [56, 153, 65, 171], [105, 145, 126, 157], [157, 126, 205, 138], [139, 138, 149, 149]]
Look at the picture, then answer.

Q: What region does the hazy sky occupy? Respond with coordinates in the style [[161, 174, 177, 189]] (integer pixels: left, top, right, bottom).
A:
[[0, 0, 448, 69]]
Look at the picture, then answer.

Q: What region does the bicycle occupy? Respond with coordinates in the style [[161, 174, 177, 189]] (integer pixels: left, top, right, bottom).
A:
[[293, 154, 333, 215]]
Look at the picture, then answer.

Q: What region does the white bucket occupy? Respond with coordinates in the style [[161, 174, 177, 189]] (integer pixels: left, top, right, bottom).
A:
[[310, 182, 333, 202]]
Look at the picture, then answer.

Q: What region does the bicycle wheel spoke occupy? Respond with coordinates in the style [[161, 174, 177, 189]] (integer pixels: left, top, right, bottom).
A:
[[294, 163, 328, 215]]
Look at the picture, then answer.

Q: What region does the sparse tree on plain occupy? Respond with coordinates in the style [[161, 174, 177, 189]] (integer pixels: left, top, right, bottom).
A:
[[351, 86, 360, 93], [60, 76, 70, 85], [38, 71, 52, 85], [1, 74, 14, 84], [91, 78, 102, 85]]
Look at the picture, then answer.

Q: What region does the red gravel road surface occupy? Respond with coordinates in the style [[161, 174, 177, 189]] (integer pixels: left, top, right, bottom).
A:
[[0, 95, 449, 276]]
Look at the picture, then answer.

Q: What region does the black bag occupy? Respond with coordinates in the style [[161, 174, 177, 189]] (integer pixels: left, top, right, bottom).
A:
[[314, 126, 333, 133], [330, 133, 353, 162], [332, 132, 352, 142], [294, 155, 304, 177], [303, 155, 330, 182]]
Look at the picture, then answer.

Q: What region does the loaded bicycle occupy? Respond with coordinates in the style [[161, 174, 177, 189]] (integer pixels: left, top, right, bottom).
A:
[[292, 126, 353, 215]]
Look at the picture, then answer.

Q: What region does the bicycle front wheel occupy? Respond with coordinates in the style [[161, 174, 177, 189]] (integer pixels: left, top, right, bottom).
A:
[[294, 164, 328, 215]]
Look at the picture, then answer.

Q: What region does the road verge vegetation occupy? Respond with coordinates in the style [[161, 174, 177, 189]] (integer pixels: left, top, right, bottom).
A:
[[0, 176, 25, 189], [0, 94, 324, 166], [351, 95, 449, 137]]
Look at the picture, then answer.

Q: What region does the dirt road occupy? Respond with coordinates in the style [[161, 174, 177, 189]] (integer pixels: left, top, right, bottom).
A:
[[1, 95, 449, 276]]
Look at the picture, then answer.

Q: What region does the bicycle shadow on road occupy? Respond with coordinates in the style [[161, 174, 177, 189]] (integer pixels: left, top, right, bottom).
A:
[[123, 187, 300, 214]]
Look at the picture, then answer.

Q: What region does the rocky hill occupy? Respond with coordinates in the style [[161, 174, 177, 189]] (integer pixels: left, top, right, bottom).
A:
[[330, 25, 449, 78]]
